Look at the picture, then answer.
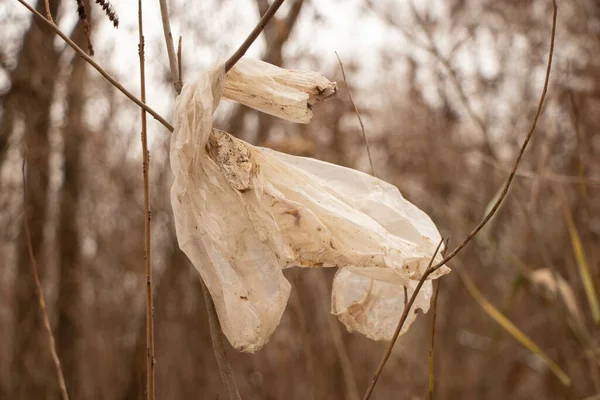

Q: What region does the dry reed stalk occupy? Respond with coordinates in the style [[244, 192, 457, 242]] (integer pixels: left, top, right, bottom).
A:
[[137, 0, 155, 398]]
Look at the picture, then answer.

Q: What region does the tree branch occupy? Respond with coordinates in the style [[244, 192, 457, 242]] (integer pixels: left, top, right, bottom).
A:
[[363, 0, 557, 397], [16, 0, 174, 132], [225, 0, 285, 72]]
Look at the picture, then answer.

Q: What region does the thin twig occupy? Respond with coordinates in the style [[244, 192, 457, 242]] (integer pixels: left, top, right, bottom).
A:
[[225, 0, 285, 72], [16, 0, 173, 132], [426, 0, 556, 277], [364, 1, 557, 397], [21, 159, 69, 400], [158, 0, 182, 93], [478, 153, 600, 186], [200, 280, 241, 400], [363, 239, 444, 399], [428, 279, 441, 400], [407, 0, 494, 158], [177, 36, 182, 84], [335, 51, 375, 177], [44, 0, 53, 22], [137, 1, 155, 399]]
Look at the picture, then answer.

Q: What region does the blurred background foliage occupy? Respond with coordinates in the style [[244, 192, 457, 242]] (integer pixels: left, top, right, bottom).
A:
[[1, 0, 599, 399]]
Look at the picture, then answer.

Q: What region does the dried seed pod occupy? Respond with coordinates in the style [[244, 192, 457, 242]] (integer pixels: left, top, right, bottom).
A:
[[94, 0, 119, 28]]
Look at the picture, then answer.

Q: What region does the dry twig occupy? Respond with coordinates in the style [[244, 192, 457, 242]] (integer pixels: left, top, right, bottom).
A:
[[15, 0, 173, 131], [225, 0, 285, 72], [158, 0, 182, 93], [137, 1, 155, 398], [428, 279, 441, 400], [363, 0, 557, 397], [22, 159, 70, 400], [335, 52, 375, 177], [363, 240, 444, 399], [44, 0, 53, 22]]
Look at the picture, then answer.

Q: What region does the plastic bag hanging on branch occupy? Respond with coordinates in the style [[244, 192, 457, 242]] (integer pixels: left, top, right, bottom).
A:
[[170, 58, 450, 352]]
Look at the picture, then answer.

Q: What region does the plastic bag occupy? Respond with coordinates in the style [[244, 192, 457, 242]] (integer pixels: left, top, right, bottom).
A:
[[223, 58, 337, 123], [170, 58, 449, 352]]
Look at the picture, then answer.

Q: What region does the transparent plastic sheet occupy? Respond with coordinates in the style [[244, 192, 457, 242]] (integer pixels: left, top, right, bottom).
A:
[[170, 58, 449, 352]]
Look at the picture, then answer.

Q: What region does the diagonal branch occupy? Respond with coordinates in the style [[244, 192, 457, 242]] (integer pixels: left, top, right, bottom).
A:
[[363, 0, 557, 398], [22, 159, 70, 400], [363, 239, 444, 399], [15, 0, 174, 132], [225, 0, 285, 72]]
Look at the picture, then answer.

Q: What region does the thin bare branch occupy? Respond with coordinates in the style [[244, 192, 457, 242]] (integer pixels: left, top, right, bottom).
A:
[[158, 0, 182, 93], [335, 52, 375, 177], [426, 0, 557, 277], [225, 0, 285, 72], [478, 153, 600, 186], [364, 1, 557, 397], [44, 0, 53, 22], [363, 239, 444, 400], [407, 0, 494, 157], [137, 1, 155, 398], [177, 36, 182, 84], [16, 0, 174, 132], [200, 280, 241, 400], [428, 279, 441, 399], [22, 159, 69, 400]]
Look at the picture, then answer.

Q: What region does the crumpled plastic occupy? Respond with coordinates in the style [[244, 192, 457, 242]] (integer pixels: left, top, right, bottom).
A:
[[170, 58, 449, 352], [222, 57, 337, 123]]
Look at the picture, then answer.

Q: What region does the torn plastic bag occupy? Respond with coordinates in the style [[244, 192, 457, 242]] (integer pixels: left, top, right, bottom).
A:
[[332, 269, 433, 341], [223, 58, 337, 123], [170, 59, 449, 352]]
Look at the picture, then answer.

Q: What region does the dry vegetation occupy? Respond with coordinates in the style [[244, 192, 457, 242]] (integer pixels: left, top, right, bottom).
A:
[[1, 0, 599, 399]]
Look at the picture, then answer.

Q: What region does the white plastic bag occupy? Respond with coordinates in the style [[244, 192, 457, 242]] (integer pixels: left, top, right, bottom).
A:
[[223, 58, 337, 123], [170, 58, 449, 352]]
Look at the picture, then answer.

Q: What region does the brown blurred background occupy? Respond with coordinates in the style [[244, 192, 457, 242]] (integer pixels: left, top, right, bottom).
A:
[[1, 0, 599, 399]]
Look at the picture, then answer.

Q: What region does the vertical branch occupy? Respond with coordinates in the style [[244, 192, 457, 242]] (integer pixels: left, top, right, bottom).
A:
[[137, 1, 155, 399], [22, 160, 69, 400], [44, 0, 54, 22], [177, 36, 182, 84], [158, 0, 182, 93], [428, 279, 441, 399]]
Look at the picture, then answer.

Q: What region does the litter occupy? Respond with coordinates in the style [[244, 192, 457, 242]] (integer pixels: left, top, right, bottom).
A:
[[170, 58, 449, 352]]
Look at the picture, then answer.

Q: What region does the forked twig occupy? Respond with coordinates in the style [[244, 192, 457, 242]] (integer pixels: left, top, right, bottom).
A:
[[426, 0, 557, 278], [363, 1, 557, 398], [15, 0, 174, 132], [137, 1, 155, 399], [335, 52, 375, 177], [363, 239, 444, 399], [225, 0, 285, 72], [22, 159, 70, 400]]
